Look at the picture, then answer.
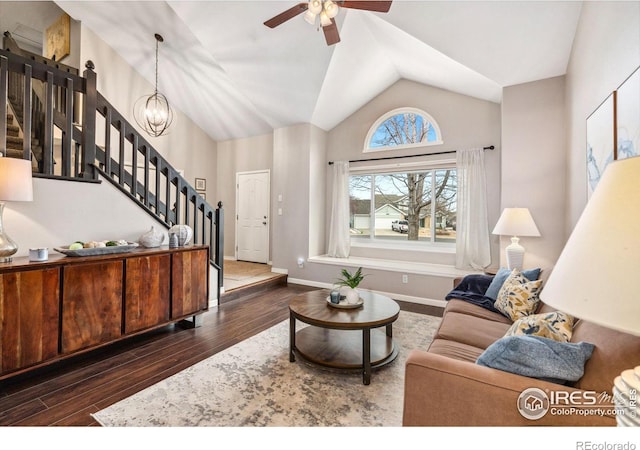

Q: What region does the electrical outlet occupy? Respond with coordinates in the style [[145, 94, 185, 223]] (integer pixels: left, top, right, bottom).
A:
[[402, 274, 408, 284]]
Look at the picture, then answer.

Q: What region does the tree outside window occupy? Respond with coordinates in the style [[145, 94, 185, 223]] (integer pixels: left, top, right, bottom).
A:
[[352, 109, 454, 243]]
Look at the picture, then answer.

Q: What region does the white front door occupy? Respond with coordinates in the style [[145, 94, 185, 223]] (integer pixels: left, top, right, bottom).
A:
[[236, 171, 270, 263]]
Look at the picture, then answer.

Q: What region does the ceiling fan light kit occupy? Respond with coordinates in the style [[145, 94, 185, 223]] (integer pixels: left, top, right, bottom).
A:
[[304, 0, 339, 27], [264, 1, 392, 46]]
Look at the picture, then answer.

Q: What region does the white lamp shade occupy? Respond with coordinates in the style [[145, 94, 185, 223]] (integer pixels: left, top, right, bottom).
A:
[[540, 156, 640, 336], [303, 9, 316, 24], [319, 11, 331, 27], [324, 0, 339, 18], [0, 158, 33, 202], [492, 208, 540, 237], [308, 0, 322, 14]]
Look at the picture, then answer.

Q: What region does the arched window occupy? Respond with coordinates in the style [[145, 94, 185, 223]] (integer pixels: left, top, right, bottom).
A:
[[364, 107, 443, 152]]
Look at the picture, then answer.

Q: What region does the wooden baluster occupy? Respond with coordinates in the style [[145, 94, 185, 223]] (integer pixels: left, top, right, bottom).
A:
[[165, 166, 173, 224], [131, 133, 138, 198], [62, 77, 73, 177], [143, 146, 150, 207], [42, 71, 54, 175], [119, 120, 125, 186], [22, 65, 32, 161], [155, 157, 161, 216], [104, 107, 112, 177]]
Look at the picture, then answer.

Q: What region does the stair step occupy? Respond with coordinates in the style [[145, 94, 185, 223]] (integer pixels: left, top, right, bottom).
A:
[[6, 135, 22, 144], [5, 149, 24, 159], [7, 124, 19, 137]]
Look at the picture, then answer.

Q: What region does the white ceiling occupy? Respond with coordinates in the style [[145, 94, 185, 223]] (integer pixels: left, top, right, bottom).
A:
[[52, 0, 582, 142]]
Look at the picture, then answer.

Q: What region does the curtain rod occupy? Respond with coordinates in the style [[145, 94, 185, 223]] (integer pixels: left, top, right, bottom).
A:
[[327, 145, 495, 165]]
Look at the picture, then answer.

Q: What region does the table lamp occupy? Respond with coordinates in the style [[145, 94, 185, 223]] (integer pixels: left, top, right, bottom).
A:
[[540, 155, 640, 426], [492, 207, 540, 270], [0, 157, 33, 262]]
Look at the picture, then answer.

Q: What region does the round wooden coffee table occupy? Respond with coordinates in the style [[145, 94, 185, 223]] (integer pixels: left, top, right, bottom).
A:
[[289, 289, 400, 385]]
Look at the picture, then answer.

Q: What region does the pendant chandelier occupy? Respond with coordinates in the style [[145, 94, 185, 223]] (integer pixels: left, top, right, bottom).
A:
[[134, 33, 174, 137]]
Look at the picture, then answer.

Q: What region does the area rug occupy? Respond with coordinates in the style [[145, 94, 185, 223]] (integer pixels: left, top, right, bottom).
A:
[[92, 310, 441, 427]]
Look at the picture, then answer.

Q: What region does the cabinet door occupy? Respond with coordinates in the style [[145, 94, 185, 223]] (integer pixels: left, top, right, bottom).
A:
[[61, 261, 123, 353], [125, 254, 170, 334], [0, 268, 60, 374], [171, 248, 209, 318]]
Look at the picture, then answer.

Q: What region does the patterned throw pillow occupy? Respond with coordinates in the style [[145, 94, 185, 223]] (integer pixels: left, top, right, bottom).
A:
[[493, 269, 543, 321], [506, 311, 576, 342]]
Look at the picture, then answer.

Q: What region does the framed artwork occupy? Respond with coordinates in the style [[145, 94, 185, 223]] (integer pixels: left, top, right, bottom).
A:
[[45, 14, 70, 61], [586, 92, 616, 198], [616, 66, 640, 160], [195, 178, 206, 191]]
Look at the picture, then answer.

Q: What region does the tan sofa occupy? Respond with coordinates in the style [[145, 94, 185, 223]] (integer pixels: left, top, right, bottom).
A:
[[402, 276, 640, 426]]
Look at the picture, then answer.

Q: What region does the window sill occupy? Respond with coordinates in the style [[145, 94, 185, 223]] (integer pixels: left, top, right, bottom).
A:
[[308, 255, 477, 278], [350, 238, 456, 254]]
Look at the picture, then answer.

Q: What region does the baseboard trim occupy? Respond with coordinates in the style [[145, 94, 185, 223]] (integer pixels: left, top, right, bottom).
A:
[[286, 277, 446, 308]]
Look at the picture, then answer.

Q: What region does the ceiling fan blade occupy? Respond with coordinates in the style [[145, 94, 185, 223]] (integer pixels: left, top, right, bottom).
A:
[[338, 1, 392, 13], [264, 2, 308, 28], [323, 18, 341, 46]]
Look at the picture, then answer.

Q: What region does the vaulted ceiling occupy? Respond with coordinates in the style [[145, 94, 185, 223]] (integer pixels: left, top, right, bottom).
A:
[[54, 1, 582, 142]]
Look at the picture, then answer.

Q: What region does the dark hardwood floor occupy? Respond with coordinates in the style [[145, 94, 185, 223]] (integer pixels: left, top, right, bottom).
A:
[[0, 283, 442, 426]]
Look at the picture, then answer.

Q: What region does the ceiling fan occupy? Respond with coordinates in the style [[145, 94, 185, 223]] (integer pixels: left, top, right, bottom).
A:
[[264, 1, 393, 46]]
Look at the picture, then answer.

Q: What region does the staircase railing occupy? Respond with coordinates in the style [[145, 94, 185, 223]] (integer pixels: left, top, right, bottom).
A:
[[0, 47, 224, 299]]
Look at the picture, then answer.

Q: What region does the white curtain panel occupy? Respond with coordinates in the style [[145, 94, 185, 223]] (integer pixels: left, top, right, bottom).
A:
[[327, 161, 351, 258], [456, 148, 491, 270]]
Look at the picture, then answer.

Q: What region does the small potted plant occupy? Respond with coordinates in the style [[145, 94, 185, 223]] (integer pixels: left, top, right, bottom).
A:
[[336, 267, 367, 304]]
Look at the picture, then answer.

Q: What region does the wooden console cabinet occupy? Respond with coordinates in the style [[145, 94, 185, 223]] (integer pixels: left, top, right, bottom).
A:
[[0, 245, 209, 380]]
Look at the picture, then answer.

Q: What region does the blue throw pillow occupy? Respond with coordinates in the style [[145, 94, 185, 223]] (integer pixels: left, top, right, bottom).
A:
[[476, 335, 595, 384], [484, 267, 541, 301]]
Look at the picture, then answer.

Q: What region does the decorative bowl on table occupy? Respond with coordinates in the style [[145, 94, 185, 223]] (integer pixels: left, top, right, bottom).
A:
[[55, 241, 139, 257]]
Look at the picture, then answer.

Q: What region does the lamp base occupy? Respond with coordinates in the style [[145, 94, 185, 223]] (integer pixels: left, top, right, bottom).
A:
[[0, 203, 18, 262], [505, 236, 525, 270]]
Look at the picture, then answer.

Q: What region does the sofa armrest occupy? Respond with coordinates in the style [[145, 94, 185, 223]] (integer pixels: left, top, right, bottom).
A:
[[403, 349, 616, 426]]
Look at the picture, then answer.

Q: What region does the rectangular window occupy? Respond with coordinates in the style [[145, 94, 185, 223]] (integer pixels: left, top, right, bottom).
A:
[[349, 167, 457, 245]]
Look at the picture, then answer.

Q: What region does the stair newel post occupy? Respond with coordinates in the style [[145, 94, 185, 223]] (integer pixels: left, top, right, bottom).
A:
[[215, 201, 224, 289], [81, 60, 97, 180], [0, 55, 7, 157]]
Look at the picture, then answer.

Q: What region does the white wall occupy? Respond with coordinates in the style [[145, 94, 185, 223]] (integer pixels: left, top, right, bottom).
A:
[[271, 124, 315, 273], [501, 76, 567, 272], [565, 1, 640, 232], [216, 133, 273, 258], [78, 26, 218, 203], [326, 79, 502, 266]]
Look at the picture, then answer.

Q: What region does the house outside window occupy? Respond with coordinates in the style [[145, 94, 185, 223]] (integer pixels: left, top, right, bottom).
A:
[[349, 167, 457, 245]]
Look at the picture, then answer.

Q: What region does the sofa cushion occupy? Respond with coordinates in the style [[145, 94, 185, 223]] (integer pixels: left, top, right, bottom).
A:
[[428, 338, 485, 363], [505, 311, 575, 342], [571, 319, 640, 394], [444, 299, 512, 324], [485, 267, 541, 300], [494, 269, 543, 321], [434, 312, 511, 350], [476, 335, 595, 384]]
